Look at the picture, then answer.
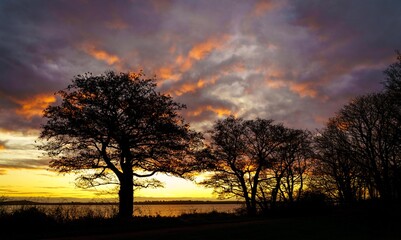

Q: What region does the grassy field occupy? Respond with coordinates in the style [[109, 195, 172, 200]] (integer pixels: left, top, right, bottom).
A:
[[1, 204, 400, 240]]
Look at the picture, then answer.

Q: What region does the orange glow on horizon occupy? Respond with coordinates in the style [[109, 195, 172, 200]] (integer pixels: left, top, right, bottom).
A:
[[0, 168, 215, 200]]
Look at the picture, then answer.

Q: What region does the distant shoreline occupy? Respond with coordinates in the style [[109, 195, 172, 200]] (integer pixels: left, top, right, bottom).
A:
[[0, 200, 244, 206]]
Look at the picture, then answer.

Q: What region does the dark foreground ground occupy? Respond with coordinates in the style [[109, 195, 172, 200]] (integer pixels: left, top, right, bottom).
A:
[[2, 204, 401, 240], [50, 215, 401, 240]]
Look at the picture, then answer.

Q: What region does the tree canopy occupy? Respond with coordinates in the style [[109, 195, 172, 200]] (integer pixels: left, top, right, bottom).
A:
[[39, 71, 200, 218], [198, 116, 312, 215], [383, 50, 401, 96]]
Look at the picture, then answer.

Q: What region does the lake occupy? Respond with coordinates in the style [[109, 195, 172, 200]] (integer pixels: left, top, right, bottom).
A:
[[1, 202, 244, 218], [134, 203, 242, 216]]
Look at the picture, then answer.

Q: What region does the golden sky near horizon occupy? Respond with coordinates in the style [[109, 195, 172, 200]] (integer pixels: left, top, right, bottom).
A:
[[0, 131, 214, 200]]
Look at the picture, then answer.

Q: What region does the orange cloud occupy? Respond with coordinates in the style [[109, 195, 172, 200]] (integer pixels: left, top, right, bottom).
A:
[[289, 82, 317, 98], [178, 55, 193, 72], [82, 44, 120, 65], [266, 79, 286, 89], [263, 67, 326, 99], [188, 105, 232, 117], [161, 35, 230, 77], [189, 36, 228, 60], [157, 67, 180, 81], [0, 144, 5, 150], [172, 82, 198, 96], [158, 35, 229, 83], [170, 76, 218, 96], [264, 68, 287, 89], [15, 94, 56, 119]]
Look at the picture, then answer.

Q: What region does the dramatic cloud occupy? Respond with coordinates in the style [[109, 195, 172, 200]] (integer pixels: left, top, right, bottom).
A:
[[15, 94, 56, 119], [0, 0, 400, 175]]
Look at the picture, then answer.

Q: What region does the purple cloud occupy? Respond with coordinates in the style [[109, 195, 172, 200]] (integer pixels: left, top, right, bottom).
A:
[[0, 0, 400, 135]]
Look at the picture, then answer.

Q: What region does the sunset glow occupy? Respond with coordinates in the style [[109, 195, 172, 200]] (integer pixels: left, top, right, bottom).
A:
[[82, 43, 121, 65], [15, 94, 57, 119], [0, 0, 400, 201]]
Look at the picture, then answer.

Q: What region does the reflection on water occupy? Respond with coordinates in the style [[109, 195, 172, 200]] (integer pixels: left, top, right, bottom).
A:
[[2, 203, 243, 218], [134, 204, 242, 216]]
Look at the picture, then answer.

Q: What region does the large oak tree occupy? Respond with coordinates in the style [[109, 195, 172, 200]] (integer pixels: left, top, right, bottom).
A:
[[39, 71, 199, 218]]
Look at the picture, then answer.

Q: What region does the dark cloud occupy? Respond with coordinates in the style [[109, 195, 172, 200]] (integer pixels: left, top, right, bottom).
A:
[[0, 0, 400, 135], [0, 110, 46, 132], [290, 0, 401, 92]]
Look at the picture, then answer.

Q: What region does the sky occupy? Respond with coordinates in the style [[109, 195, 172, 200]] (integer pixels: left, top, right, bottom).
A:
[[0, 0, 400, 201]]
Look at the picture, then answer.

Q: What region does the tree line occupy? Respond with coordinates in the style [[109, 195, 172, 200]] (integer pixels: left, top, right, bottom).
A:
[[39, 52, 401, 218]]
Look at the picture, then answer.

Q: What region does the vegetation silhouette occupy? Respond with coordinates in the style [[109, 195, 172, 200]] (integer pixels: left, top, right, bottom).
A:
[[39, 71, 201, 218], [196, 117, 312, 215], [196, 51, 401, 211], [1, 203, 400, 239], [313, 92, 401, 203], [22, 51, 401, 239]]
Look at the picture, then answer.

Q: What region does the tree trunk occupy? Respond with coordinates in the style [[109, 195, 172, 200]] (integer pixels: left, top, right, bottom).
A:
[[271, 174, 283, 210], [238, 176, 253, 215], [118, 173, 134, 219]]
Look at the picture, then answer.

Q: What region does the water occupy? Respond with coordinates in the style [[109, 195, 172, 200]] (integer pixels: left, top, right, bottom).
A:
[[1, 203, 243, 218], [134, 203, 241, 216]]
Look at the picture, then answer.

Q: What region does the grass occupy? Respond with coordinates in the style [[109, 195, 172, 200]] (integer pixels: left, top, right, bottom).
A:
[[0, 204, 400, 240]]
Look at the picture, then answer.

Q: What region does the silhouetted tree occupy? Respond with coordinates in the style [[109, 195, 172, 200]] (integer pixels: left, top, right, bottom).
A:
[[383, 51, 401, 139], [314, 93, 401, 202], [197, 116, 253, 213], [383, 50, 401, 99], [258, 128, 312, 210], [340, 93, 401, 201], [277, 129, 312, 204], [39, 71, 200, 218], [198, 116, 307, 215], [313, 118, 365, 204], [242, 118, 288, 214]]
